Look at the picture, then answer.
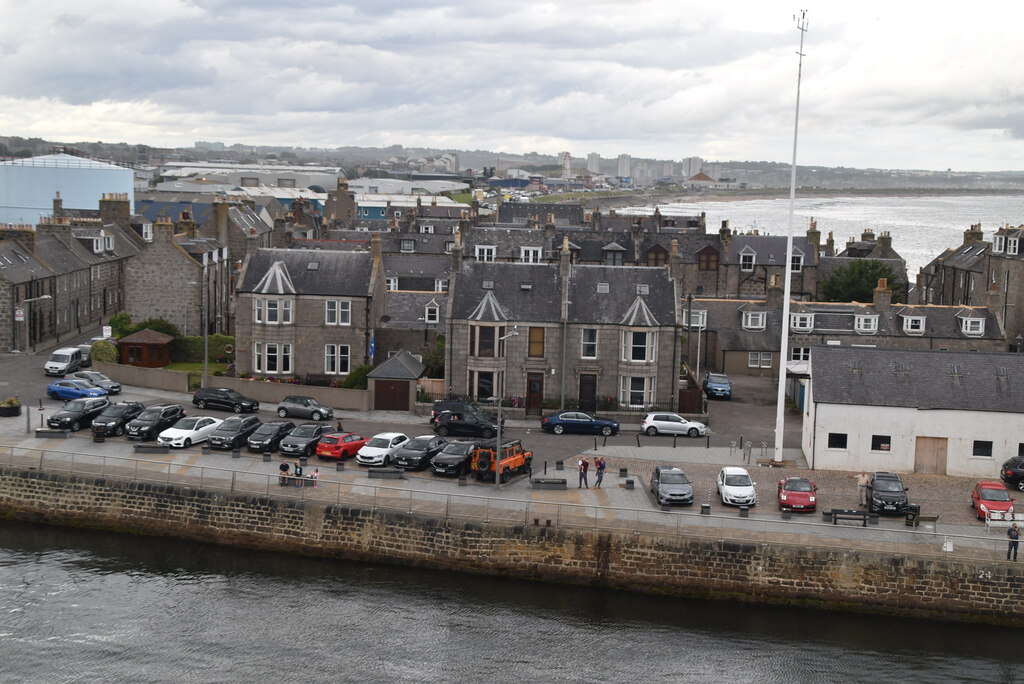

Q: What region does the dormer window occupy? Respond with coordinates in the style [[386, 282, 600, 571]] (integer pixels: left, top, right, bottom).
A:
[[385, 277, 398, 291], [1009, 237, 1019, 255], [854, 315, 878, 334], [475, 245, 496, 262], [790, 313, 814, 332], [92, 238, 102, 254], [400, 239, 415, 253], [994, 235, 1006, 253], [420, 224, 434, 234], [903, 316, 926, 335], [961, 317, 985, 336], [790, 253, 804, 273], [740, 251, 755, 272], [434, 278, 449, 292], [687, 310, 707, 329], [520, 247, 542, 263], [444, 240, 454, 253], [141, 222, 153, 242], [424, 303, 439, 324], [742, 311, 766, 330], [104, 235, 115, 251]]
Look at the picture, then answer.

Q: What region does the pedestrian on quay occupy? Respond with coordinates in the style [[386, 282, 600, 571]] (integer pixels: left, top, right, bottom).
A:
[[595, 457, 606, 489], [279, 460, 290, 486], [293, 460, 304, 484], [1008, 523, 1020, 561], [335, 419, 344, 433], [854, 471, 870, 507], [578, 457, 590, 489], [311, 468, 320, 488]]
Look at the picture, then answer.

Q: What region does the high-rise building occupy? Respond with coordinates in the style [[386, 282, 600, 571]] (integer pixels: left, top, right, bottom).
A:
[[617, 154, 631, 178], [682, 156, 704, 178], [558, 151, 572, 178], [662, 162, 675, 177], [586, 153, 601, 174]]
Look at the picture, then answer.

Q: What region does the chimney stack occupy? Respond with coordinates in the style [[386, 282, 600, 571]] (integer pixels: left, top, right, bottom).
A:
[[873, 278, 892, 308], [766, 273, 784, 309]]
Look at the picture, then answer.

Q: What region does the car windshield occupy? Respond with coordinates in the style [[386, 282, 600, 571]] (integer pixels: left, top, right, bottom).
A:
[[319, 436, 338, 445], [253, 425, 280, 436], [873, 479, 903, 493], [785, 480, 812, 492], [99, 406, 130, 417], [64, 400, 87, 412], [367, 437, 392, 448], [404, 438, 433, 451], [441, 443, 472, 456], [173, 418, 201, 430], [708, 374, 729, 384], [137, 409, 162, 421], [291, 427, 318, 438], [217, 420, 245, 433], [725, 474, 751, 487], [660, 472, 690, 484], [982, 488, 1011, 502], [91, 373, 111, 381], [51, 354, 69, 362]]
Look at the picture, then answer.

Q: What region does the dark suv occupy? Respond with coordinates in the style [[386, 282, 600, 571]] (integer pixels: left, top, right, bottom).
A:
[[868, 471, 910, 514], [192, 387, 260, 414], [126, 404, 187, 441], [208, 415, 262, 450], [430, 441, 479, 477], [247, 420, 296, 453], [1000, 456, 1024, 492], [91, 401, 145, 436], [47, 397, 111, 431], [430, 399, 497, 424], [433, 411, 500, 438]]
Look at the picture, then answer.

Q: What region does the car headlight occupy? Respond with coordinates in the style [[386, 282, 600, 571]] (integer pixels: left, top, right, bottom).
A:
[[780, 494, 788, 501], [980, 504, 989, 513], [809, 496, 815, 503]]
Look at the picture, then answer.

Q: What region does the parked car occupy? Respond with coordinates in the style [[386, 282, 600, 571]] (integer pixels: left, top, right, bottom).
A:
[[717, 466, 756, 506], [277, 396, 333, 421], [355, 432, 410, 467], [430, 399, 497, 424], [433, 411, 499, 439], [125, 404, 187, 441], [777, 476, 818, 512], [207, 415, 263, 450], [703, 373, 733, 400], [971, 481, 1015, 520], [650, 465, 694, 506], [76, 344, 93, 367], [47, 397, 111, 431], [315, 432, 369, 460], [157, 416, 223, 448], [67, 371, 121, 395], [868, 472, 909, 514], [470, 439, 533, 482], [44, 347, 83, 376], [280, 423, 329, 458], [392, 435, 446, 470], [246, 420, 296, 453], [91, 401, 145, 437], [1000, 456, 1024, 492], [192, 387, 260, 413], [640, 413, 709, 437], [430, 441, 478, 477], [47, 379, 108, 400], [540, 411, 619, 436]]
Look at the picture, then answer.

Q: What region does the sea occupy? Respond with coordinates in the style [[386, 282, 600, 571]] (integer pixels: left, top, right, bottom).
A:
[[4, 194, 1024, 682]]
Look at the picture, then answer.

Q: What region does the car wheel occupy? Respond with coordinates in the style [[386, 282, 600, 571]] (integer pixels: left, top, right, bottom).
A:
[[277, 408, 288, 418], [500, 468, 510, 483], [482, 428, 495, 439], [233, 404, 243, 414], [71, 421, 80, 432], [1017, 480, 1024, 493], [312, 411, 323, 421], [196, 400, 206, 409], [438, 426, 449, 436], [688, 428, 699, 437], [645, 426, 658, 436], [115, 426, 125, 436], [383, 455, 390, 467], [48, 391, 58, 400], [184, 438, 192, 448], [553, 425, 564, 435], [601, 426, 613, 436]]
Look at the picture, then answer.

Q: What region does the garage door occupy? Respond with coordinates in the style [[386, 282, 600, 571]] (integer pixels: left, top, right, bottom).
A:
[[374, 380, 409, 411], [914, 436, 947, 475]]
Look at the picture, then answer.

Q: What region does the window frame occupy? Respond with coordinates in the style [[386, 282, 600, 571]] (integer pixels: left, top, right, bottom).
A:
[[791, 347, 810, 361], [581, 328, 597, 359], [324, 300, 352, 326], [324, 343, 351, 375], [871, 434, 891, 451], [903, 316, 926, 335], [424, 303, 439, 324], [740, 252, 755, 272], [621, 330, 656, 363], [961, 317, 985, 336], [747, 351, 773, 368], [475, 245, 496, 262], [790, 313, 814, 332], [619, 375, 655, 408], [742, 311, 766, 331], [854, 314, 879, 334], [520, 247, 542, 263], [973, 440, 994, 458], [827, 432, 848, 449]]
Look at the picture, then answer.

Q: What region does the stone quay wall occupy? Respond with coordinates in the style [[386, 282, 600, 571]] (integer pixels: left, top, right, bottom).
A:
[[1, 466, 1021, 626]]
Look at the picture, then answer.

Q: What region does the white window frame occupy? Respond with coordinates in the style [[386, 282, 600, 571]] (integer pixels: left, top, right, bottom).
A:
[[903, 316, 926, 335], [254, 342, 292, 375], [621, 330, 656, 363], [434, 279, 449, 292], [742, 311, 766, 331], [790, 313, 814, 332], [385, 277, 398, 292], [994, 235, 1005, 253], [748, 352, 773, 368], [854, 315, 878, 334], [325, 300, 352, 326], [424, 304, 439, 324], [687, 310, 707, 330], [790, 254, 803, 273], [740, 252, 755, 272], [581, 329, 597, 359], [444, 240, 454, 253], [1010, 237, 1020, 255], [961, 317, 985, 336], [400, 239, 415, 253], [420, 224, 434, 234], [520, 246, 542, 263], [619, 375, 655, 408], [141, 223, 153, 242], [475, 245, 496, 262], [791, 347, 810, 361], [91, 265, 101, 281], [324, 343, 350, 375]]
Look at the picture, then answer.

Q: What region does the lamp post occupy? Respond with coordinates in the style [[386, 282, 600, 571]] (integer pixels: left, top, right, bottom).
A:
[[22, 295, 52, 354], [495, 325, 519, 488]]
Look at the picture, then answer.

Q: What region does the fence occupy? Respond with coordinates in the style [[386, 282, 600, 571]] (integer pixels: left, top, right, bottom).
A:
[[0, 444, 1013, 561]]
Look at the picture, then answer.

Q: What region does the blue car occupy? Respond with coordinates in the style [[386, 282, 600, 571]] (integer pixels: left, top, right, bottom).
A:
[[540, 411, 619, 436], [703, 373, 733, 400], [47, 379, 109, 400]]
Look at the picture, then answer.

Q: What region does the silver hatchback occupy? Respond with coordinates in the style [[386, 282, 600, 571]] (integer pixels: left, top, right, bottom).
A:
[[640, 412, 709, 437], [277, 395, 334, 421]]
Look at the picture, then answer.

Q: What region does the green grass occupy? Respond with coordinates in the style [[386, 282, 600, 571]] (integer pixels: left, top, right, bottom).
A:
[[448, 192, 473, 204], [164, 362, 229, 374]]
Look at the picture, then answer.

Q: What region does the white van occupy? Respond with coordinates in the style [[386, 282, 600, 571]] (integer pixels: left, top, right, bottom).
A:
[[44, 347, 83, 376]]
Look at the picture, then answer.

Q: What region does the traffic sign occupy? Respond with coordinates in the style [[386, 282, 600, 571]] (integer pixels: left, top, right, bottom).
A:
[[13, 307, 24, 322]]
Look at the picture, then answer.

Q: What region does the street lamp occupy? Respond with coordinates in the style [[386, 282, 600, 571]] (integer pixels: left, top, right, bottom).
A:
[[20, 295, 52, 354], [495, 325, 519, 488]]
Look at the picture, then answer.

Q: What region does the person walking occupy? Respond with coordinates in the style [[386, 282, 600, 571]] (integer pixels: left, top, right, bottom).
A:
[[855, 471, 870, 507], [278, 460, 290, 486], [578, 457, 590, 489], [595, 457, 606, 489], [1008, 523, 1020, 561]]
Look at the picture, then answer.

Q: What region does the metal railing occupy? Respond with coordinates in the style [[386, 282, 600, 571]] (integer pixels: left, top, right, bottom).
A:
[[0, 444, 1014, 562]]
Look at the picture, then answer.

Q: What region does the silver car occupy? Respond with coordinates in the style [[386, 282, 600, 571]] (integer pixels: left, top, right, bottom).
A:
[[277, 395, 334, 421], [640, 412, 709, 437]]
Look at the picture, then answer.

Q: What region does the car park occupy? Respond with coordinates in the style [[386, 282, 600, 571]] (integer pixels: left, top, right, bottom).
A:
[[47, 397, 111, 432], [91, 401, 145, 437], [392, 435, 446, 470], [315, 432, 369, 460], [703, 373, 733, 400], [47, 379, 108, 400], [355, 432, 410, 467], [277, 396, 333, 421], [67, 371, 121, 394], [280, 423, 329, 458], [470, 439, 533, 482], [640, 413, 708, 437], [717, 466, 756, 506], [192, 387, 260, 414], [1000, 456, 1024, 492], [868, 472, 910, 514], [430, 399, 497, 424], [777, 477, 818, 512], [125, 405, 187, 441], [430, 441, 477, 477], [433, 411, 499, 439], [246, 420, 296, 453], [157, 416, 223, 448], [650, 465, 695, 506], [44, 347, 83, 376], [540, 411, 619, 436], [207, 415, 262, 450], [971, 481, 1014, 520]]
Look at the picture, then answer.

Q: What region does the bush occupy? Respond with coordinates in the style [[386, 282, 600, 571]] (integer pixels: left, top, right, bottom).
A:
[[90, 340, 118, 364], [108, 312, 133, 339], [340, 364, 373, 390], [129, 317, 180, 338]]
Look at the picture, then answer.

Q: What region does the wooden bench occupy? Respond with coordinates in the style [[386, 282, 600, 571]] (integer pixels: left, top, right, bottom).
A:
[[906, 513, 939, 528], [826, 508, 871, 526]]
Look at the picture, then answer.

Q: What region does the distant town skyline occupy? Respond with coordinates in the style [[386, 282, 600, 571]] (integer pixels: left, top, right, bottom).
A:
[[2, 1, 1024, 172]]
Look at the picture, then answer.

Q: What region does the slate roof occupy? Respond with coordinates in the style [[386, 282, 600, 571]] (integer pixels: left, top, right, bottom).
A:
[[381, 292, 447, 328], [237, 248, 372, 297], [135, 199, 216, 226], [810, 345, 1024, 412], [451, 262, 561, 323], [229, 205, 271, 235], [566, 265, 677, 326], [384, 254, 449, 279], [0, 242, 51, 284], [727, 234, 812, 265], [367, 350, 425, 380], [921, 241, 989, 273]]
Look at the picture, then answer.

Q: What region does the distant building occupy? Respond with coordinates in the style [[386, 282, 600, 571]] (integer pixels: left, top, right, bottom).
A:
[[587, 153, 601, 174], [617, 154, 631, 179], [558, 151, 572, 178], [682, 157, 703, 178]]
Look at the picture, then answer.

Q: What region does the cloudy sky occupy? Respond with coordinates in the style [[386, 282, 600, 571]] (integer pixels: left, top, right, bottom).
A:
[[2, 1, 1023, 171]]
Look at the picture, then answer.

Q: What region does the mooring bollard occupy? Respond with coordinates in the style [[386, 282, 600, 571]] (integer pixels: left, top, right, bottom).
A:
[[625, 479, 635, 490], [262, 451, 272, 462], [336, 460, 345, 471], [458, 475, 467, 486], [739, 505, 749, 518], [700, 503, 711, 515], [555, 459, 563, 471], [232, 449, 241, 459], [619, 467, 628, 478]]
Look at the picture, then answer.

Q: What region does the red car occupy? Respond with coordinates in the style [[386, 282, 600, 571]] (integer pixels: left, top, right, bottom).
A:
[[777, 477, 818, 512], [971, 480, 1015, 521], [315, 432, 368, 460]]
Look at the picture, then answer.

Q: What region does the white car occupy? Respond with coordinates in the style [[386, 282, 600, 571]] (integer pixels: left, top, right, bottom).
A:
[[157, 416, 223, 448], [717, 466, 757, 506], [355, 432, 410, 467], [640, 412, 709, 437]]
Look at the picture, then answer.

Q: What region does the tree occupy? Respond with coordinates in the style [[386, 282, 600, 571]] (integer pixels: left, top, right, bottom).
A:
[[818, 260, 905, 303], [108, 312, 133, 339], [128, 317, 180, 338], [422, 335, 445, 378]]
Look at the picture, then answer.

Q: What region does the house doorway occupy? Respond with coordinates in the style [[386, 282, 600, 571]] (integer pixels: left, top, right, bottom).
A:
[[526, 373, 544, 416], [914, 436, 948, 475], [578, 374, 597, 413]]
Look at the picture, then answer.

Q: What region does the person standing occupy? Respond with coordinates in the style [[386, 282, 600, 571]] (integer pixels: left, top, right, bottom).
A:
[[855, 472, 870, 507], [279, 460, 290, 486], [578, 457, 590, 489], [311, 467, 320, 488], [293, 460, 304, 485], [1008, 523, 1020, 561], [595, 457, 606, 489]]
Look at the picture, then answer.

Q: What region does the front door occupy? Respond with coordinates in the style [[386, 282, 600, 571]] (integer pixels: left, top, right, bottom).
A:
[[526, 373, 544, 416], [579, 374, 597, 413], [914, 436, 948, 475]]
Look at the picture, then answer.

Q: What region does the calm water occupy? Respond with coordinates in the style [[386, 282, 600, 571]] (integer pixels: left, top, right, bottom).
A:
[[0, 520, 1020, 683]]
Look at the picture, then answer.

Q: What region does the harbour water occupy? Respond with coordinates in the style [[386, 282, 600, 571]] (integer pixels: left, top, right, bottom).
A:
[[0, 519, 1020, 683]]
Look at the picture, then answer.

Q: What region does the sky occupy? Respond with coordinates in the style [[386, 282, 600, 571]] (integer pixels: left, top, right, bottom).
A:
[[2, 1, 1024, 172]]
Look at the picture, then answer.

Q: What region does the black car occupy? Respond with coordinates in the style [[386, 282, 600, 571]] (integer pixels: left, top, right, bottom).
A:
[[91, 401, 146, 436], [1000, 457, 1024, 492], [393, 435, 447, 470], [279, 423, 327, 457], [47, 397, 111, 431], [247, 420, 296, 453], [125, 404, 187, 441], [868, 471, 910, 514], [430, 441, 478, 477], [433, 411, 500, 439], [192, 387, 260, 414], [430, 399, 497, 424], [68, 370, 122, 395], [208, 415, 262, 450]]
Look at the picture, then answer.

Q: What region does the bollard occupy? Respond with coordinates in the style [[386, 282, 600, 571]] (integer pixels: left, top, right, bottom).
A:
[[458, 475, 467, 486], [555, 459, 563, 471], [232, 449, 241, 459], [543, 461, 548, 475], [93, 433, 105, 444], [700, 503, 711, 515], [673, 434, 677, 449], [739, 505, 749, 518], [593, 436, 598, 450], [706, 435, 710, 449], [781, 508, 792, 520], [625, 479, 635, 490], [619, 467, 628, 478], [263, 452, 272, 462], [635, 433, 641, 448], [602, 435, 607, 447], [661, 503, 671, 512], [299, 455, 309, 467], [336, 460, 345, 471]]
